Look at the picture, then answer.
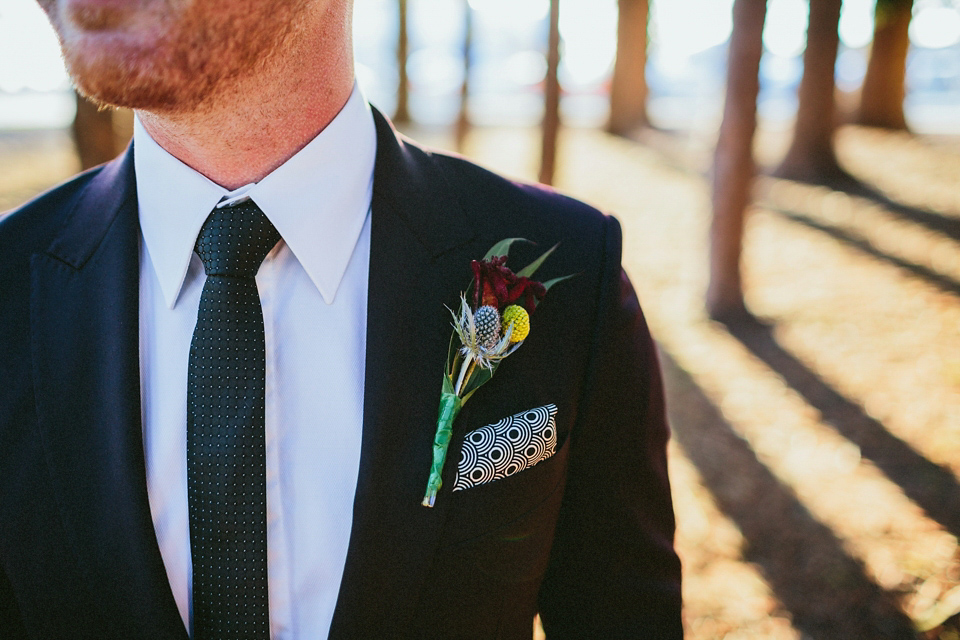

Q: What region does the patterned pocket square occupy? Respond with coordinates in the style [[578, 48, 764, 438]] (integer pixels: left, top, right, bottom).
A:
[[453, 404, 558, 491]]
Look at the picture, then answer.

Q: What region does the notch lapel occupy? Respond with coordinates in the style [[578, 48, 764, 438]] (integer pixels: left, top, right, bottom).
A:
[[329, 110, 480, 636], [29, 150, 187, 638]]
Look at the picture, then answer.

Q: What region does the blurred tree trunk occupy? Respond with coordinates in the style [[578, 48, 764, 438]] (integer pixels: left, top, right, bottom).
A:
[[455, 1, 473, 152], [112, 108, 134, 152], [394, 0, 410, 124], [539, 0, 561, 185], [607, 0, 649, 136], [857, 0, 913, 130], [73, 92, 115, 170], [72, 92, 132, 170], [775, 0, 845, 184], [707, 0, 768, 321]]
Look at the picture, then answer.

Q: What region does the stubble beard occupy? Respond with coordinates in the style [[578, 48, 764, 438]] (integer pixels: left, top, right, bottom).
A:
[[42, 0, 308, 115]]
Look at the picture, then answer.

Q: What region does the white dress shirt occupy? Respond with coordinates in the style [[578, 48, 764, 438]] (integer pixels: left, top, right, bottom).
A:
[[135, 85, 376, 639]]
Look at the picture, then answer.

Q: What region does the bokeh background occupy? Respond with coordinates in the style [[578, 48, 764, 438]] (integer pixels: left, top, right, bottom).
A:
[[3, 0, 960, 637]]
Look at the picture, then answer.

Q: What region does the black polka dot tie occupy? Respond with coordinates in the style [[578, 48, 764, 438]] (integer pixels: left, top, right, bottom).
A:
[[188, 200, 279, 640]]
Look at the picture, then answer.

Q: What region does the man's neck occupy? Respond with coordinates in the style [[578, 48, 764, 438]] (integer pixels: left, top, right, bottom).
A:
[[136, 20, 354, 191]]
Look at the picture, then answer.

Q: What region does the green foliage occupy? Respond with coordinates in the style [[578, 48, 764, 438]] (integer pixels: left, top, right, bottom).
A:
[[483, 237, 528, 260], [517, 243, 559, 278]]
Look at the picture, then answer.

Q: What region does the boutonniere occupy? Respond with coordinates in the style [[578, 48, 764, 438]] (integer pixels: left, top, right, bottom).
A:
[[422, 238, 573, 507]]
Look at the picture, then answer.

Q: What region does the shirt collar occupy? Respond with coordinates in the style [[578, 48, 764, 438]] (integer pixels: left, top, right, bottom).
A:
[[135, 83, 376, 309]]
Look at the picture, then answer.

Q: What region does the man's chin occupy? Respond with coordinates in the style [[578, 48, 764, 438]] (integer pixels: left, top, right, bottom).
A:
[[73, 76, 193, 113], [65, 42, 211, 113]]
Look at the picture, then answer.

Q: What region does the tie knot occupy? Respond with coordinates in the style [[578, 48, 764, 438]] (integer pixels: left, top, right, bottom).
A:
[[195, 201, 281, 278]]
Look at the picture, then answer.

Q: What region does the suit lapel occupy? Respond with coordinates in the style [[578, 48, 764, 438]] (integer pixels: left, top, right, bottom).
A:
[[30, 150, 187, 638], [329, 110, 480, 635]]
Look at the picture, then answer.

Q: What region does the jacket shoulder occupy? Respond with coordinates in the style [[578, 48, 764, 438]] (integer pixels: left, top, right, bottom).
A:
[[434, 151, 610, 236], [427, 149, 620, 288], [0, 167, 102, 268], [0, 168, 103, 379]]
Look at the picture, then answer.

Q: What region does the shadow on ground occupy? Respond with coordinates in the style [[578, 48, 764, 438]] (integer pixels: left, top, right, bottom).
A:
[[836, 178, 960, 242], [767, 207, 960, 298], [661, 347, 919, 639], [717, 309, 960, 544]]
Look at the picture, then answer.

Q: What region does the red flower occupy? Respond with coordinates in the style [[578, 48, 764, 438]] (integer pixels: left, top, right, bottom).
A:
[[471, 256, 546, 313]]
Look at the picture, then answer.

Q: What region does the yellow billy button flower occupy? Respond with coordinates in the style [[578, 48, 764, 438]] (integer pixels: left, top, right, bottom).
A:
[[501, 305, 530, 342]]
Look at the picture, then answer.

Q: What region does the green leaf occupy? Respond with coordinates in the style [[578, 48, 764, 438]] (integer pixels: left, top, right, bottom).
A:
[[445, 331, 460, 378], [541, 273, 577, 293], [461, 363, 494, 398], [483, 238, 529, 261], [460, 356, 507, 400], [516, 243, 559, 278], [460, 362, 499, 405], [442, 371, 454, 395]]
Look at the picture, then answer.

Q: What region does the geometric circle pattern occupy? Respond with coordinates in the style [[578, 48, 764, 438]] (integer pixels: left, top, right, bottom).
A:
[[453, 404, 558, 491]]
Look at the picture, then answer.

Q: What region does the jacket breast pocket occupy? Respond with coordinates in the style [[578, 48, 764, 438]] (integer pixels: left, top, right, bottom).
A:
[[439, 432, 570, 559], [412, 465, 568, 639], [436, 440, 568, 589]]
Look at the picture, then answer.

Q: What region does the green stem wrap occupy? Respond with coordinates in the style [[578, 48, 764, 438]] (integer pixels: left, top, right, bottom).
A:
[[422, 391, 462, 507]]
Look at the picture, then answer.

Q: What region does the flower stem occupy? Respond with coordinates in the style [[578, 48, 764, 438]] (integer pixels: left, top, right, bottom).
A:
[[422, 391, 462, 507], [454, 352, 474, 396]]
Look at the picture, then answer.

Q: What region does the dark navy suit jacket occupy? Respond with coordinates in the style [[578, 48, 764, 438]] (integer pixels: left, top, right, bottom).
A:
[[0, 110, 682, 639]]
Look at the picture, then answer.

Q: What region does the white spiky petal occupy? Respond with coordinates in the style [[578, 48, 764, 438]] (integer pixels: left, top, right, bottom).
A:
[[449, 295, 523, 371]]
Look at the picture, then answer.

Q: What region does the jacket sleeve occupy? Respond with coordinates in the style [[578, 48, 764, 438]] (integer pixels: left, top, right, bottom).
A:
[[537, 216, 683, 638]]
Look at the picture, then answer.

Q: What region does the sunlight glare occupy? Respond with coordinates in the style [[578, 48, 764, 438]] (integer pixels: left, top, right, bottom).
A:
[[354, 62, 380, 97], [558, 0, 617, 87], [505, 50, 547, 87], [467, 0, 549, 24], [763, 0, 809, 58], [409, 0, 463, 46], [839, 0, 875, 49], [0, 0, 69, 93], [353, 0, 394, 45], [407, 48, 463, 93], [650, 0, 733, 70], [910, 6, 960, 49]]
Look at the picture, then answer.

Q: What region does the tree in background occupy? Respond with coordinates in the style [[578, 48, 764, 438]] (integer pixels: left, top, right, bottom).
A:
[[72, 92, 133, 170], [707, 0, 768, 320], [455, 1, 474, 152], [775, 0, 846, 185], [607, 0, 650, 136], [395, 0, 411, 124], [857, 0, 913, 130], [540, 0, 562, 185]]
